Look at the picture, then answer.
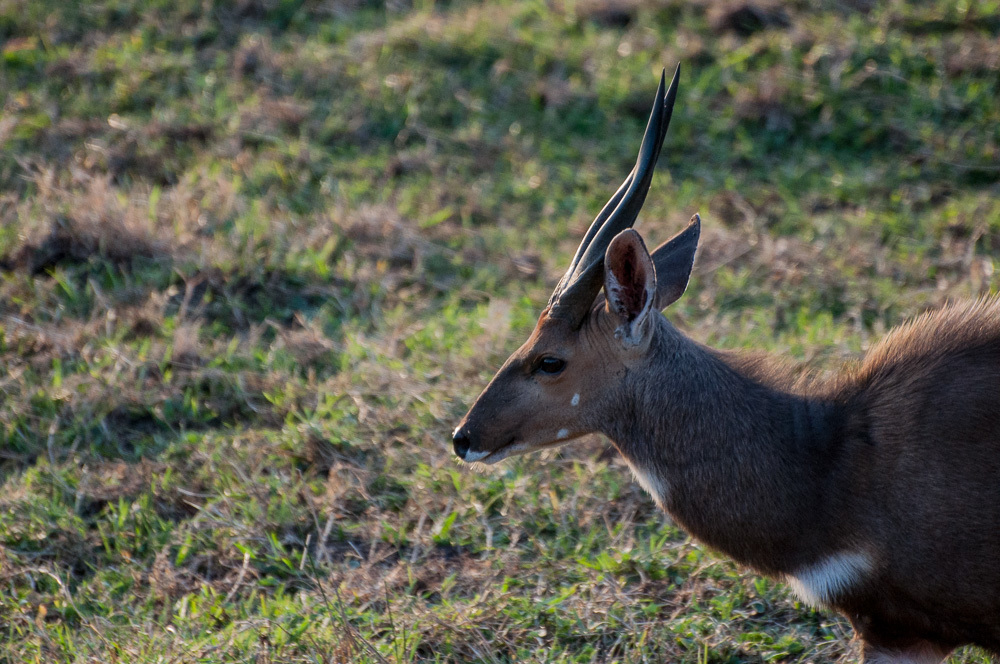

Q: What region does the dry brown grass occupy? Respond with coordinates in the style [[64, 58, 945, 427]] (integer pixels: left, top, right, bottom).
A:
[[3, 173, 170, 273], [1, 0, 998, 661]]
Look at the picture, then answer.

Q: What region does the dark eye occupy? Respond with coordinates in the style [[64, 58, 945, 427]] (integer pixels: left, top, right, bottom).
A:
[[536, 357, 566, 375]]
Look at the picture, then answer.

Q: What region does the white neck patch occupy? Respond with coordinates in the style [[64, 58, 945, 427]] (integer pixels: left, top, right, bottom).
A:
[[785, 551, 873, 607], [623, 459, 668, 507]]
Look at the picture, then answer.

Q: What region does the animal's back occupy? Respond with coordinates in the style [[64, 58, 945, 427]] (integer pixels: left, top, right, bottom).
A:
[[853, 297, 1000, 386], [835, 297, 1000, 649], [847, 297, 1000, 463]]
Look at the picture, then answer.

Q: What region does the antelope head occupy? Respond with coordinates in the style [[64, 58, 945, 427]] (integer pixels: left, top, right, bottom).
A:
[[453, 67, 700, 464]]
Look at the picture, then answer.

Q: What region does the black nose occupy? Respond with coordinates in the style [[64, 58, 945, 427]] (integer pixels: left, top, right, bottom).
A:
[[453, 428, 471, 460]]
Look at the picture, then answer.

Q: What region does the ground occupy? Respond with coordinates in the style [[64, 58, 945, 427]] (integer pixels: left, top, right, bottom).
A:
[[1, 0, 999, 662]]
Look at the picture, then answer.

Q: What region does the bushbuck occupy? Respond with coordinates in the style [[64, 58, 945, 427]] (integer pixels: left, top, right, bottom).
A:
[[452, 67, 1000, 663]]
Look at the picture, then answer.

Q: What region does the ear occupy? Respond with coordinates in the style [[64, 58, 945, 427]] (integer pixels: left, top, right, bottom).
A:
[[604, 229, 656, 345], [650, 214, 700, 309]]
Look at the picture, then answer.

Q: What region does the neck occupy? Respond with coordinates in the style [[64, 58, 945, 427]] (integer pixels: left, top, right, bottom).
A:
[[602, 318, 845, 575]]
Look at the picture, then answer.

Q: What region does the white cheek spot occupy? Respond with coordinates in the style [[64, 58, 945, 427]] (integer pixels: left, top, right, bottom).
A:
[[462, 450, 491, 463], [556, 429, 569, 440], [785, 551, 874, 607], [571, 393, 580, 407]]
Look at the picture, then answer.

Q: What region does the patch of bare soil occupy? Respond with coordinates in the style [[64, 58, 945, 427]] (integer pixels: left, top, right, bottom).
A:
[[707, 1, 791, 36]]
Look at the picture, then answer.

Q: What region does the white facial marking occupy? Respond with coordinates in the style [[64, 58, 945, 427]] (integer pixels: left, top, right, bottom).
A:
[[571, 393, 580, 406], [785, 551, 873, 607], [462, 449, 491, 463], [556, 429, 569, 440], [624, 459, 668, 507]]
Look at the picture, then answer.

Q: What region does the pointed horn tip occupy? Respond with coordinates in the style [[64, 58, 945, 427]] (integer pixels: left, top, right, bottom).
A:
[[690, 213, 701, 225], [653, 65, 678, 97], [664, 64, 680, 96], [658, 63, 679, 79]]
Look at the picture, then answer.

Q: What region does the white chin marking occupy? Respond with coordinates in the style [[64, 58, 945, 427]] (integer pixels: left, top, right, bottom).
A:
[[462, 449, 491, 463], [556, 429, 569, 440], [785, 551, 873, 607], [571, 393, 580, 406]]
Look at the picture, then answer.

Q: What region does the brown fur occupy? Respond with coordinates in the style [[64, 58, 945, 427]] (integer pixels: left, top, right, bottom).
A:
[[844, 297, 1000, 394], [457, 241, 1000, 662], [452, 70, 1000, 662], [707, 299, 1000, 656]]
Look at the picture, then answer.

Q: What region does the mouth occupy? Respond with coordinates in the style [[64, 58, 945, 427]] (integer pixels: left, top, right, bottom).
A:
[[464, 435, 576, 465]]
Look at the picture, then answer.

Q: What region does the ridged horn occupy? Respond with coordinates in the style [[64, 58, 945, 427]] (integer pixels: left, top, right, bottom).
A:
[[547, 65, 679, 327]]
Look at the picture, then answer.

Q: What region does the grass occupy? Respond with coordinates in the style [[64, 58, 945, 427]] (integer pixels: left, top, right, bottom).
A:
[[1, 0, 999, 661]]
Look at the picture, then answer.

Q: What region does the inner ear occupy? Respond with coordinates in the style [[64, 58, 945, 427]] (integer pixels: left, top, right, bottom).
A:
[[604, 230, 655, 342]]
